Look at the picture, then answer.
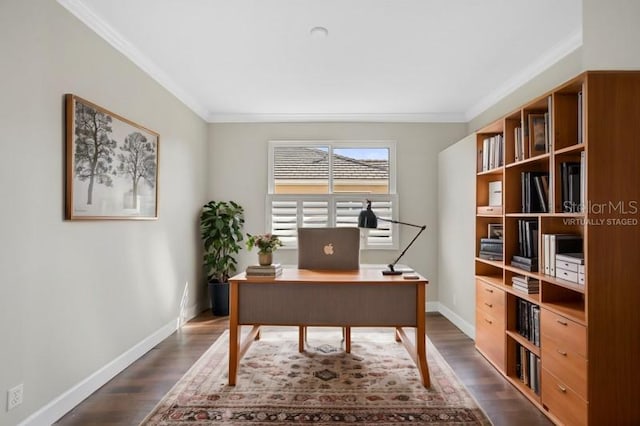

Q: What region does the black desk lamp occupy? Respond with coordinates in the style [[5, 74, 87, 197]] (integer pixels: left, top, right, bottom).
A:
[[358, 200, 426, 275]]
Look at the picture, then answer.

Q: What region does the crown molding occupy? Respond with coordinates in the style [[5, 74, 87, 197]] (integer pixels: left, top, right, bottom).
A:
[[208, 112, 467, 123], [57, 0, 210, 121], [465, 29, 583, 121], [58, 0, 579, 125]]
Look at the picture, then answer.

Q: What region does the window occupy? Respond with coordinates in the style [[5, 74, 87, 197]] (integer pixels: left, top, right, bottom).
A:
[[267, 141, 398, 249]]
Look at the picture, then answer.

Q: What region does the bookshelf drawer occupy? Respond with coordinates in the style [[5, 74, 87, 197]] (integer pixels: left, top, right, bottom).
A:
[[475, 308, 505, 371], [541, 308, 586, 358], [476, 280, 505, 313], [541, 335, 587, 399], [542, 368, 587, 426]]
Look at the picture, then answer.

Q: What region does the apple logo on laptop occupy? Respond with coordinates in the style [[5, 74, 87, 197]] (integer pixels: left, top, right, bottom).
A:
[[323, 243, 334, 255]]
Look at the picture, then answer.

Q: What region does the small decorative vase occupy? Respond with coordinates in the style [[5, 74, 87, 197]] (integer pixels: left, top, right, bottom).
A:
[[258, 252, 272, 266]]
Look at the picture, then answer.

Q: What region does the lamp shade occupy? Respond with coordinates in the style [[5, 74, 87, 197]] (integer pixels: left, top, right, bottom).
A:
[[358, 201, 378, 229]]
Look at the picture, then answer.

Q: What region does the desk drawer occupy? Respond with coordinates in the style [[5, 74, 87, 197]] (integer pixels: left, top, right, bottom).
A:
[[476, 279, 505, 314], [541, 308, 586, 359], [542, 368, 587, 426]]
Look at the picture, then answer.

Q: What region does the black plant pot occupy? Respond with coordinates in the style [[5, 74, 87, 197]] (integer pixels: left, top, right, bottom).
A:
[[208, 281, 229, 316]]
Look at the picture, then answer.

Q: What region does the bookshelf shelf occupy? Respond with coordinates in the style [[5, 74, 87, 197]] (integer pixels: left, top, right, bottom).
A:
[[506, 330, 540, 357], [504, 287, 540, 304], [539, 273, 585, 294], [475, 257, 504, 268], [475, 274, 504, 288], [477, 167, 503, 176], [506, 375, 542, 404], [506, 153, 551, 168], [542, 301, 586, 326], [474, 71, 640, 425], [554, 143, 585, 155]]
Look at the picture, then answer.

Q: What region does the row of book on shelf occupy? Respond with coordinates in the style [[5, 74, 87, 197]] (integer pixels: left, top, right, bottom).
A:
[[516, 298, 540, 346], [519, 156, 584, 214], [245, 263, 282, 277], [516, 343, 541, 396], [511, 224, 585, 280], [521, 172, 549, 213], [512, 219, 538, 270], [560, 154, 585, 213], [478, 134, 504, 172]]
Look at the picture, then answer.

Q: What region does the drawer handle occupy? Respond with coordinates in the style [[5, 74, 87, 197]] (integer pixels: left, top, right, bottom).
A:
[[484, 318, 493, 324], [557, 384, 567, 393], [556, 349, 567, 356], [484, 302, 493, 308], [485, 288, 494, 293], [556, 319, 568, 326]]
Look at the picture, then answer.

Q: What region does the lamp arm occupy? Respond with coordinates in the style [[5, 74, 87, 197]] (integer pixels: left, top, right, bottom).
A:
[[378, 217, 425, 229], [387, 224, 426, 272]]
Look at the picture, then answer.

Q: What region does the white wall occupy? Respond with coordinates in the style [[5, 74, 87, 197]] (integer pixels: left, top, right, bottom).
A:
[[583, 0, 640, 69], [437, 134, 477, 337], [208, 122, 467, 305], [0, 1, 209, 424]]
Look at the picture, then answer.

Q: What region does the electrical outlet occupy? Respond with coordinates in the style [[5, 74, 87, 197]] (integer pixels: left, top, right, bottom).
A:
[[7, 384, 23, 411]]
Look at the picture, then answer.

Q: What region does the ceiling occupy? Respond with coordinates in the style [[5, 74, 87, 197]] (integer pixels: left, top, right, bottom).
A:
[[59, 0, 582, 123]]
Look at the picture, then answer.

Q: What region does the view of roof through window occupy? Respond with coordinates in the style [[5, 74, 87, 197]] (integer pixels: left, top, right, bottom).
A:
[[273, 146, 389, 194]]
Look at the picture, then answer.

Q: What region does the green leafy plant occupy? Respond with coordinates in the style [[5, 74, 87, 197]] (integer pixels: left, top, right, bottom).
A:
[[200, 200, 245, 283], [246, 233, 283, 254]]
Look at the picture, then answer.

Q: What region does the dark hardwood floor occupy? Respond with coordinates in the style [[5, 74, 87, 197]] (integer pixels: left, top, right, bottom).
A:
[[56, 312, 552, 426]]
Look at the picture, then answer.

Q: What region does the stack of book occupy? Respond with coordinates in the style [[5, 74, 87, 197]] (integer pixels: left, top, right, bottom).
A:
[[512, 275, 539, 294], [478, 238, 503, 261], [511, 255, 537, 272], [245, 263, 282, 277]]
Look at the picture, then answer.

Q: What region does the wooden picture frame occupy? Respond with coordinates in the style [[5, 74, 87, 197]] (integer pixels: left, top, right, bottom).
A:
[[65, 94, 159, 220], [528, 113, 547, 155], [488, 223, 503, 240]]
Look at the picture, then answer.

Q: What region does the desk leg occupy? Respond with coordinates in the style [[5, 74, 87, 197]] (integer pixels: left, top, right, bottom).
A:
[[298, 326, 306, 352], [228, 281, 239, 386], [344, 327, 351, 353], [416, 282, 430, 387]]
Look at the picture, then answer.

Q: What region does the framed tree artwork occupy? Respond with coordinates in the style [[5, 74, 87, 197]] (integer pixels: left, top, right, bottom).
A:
[[65, 94, 159, 220]]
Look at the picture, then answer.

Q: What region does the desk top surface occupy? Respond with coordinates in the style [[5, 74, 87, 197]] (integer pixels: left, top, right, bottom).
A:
[[230, 266, 428, 284]]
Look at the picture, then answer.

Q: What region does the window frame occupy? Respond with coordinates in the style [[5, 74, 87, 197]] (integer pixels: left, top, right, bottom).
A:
[[267, 140, 398, 250]]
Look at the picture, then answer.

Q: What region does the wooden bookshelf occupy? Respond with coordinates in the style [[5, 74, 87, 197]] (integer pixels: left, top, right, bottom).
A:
[[474, 71, 640, 425]]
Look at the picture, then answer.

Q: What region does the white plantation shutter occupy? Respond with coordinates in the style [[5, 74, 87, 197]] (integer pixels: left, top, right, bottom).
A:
[[267, 195, 396, 249], [365, 199, 394, 247], [270, 200, 297, 246], [302, 200, 329, 228], [335, 200, 362, 227]]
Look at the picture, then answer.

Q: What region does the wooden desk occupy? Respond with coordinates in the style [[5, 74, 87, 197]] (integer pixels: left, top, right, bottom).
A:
[[228, 268, 430, 387]]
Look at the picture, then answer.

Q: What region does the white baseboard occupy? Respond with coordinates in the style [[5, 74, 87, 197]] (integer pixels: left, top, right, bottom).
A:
[[19, 318, 179, 426], [435, 302, 476, 339], [426, 301, 439, 312]]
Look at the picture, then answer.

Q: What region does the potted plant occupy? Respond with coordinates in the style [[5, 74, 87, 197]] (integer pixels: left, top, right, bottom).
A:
[[200, 200, 244, 316], [246, 233, 283, 265]]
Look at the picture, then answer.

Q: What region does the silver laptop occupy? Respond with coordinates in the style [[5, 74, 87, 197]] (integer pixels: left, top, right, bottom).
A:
[[297, 227, 360, 270]]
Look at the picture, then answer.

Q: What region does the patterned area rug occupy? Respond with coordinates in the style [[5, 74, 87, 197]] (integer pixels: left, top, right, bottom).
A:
[[141, 328, 490, 425]]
